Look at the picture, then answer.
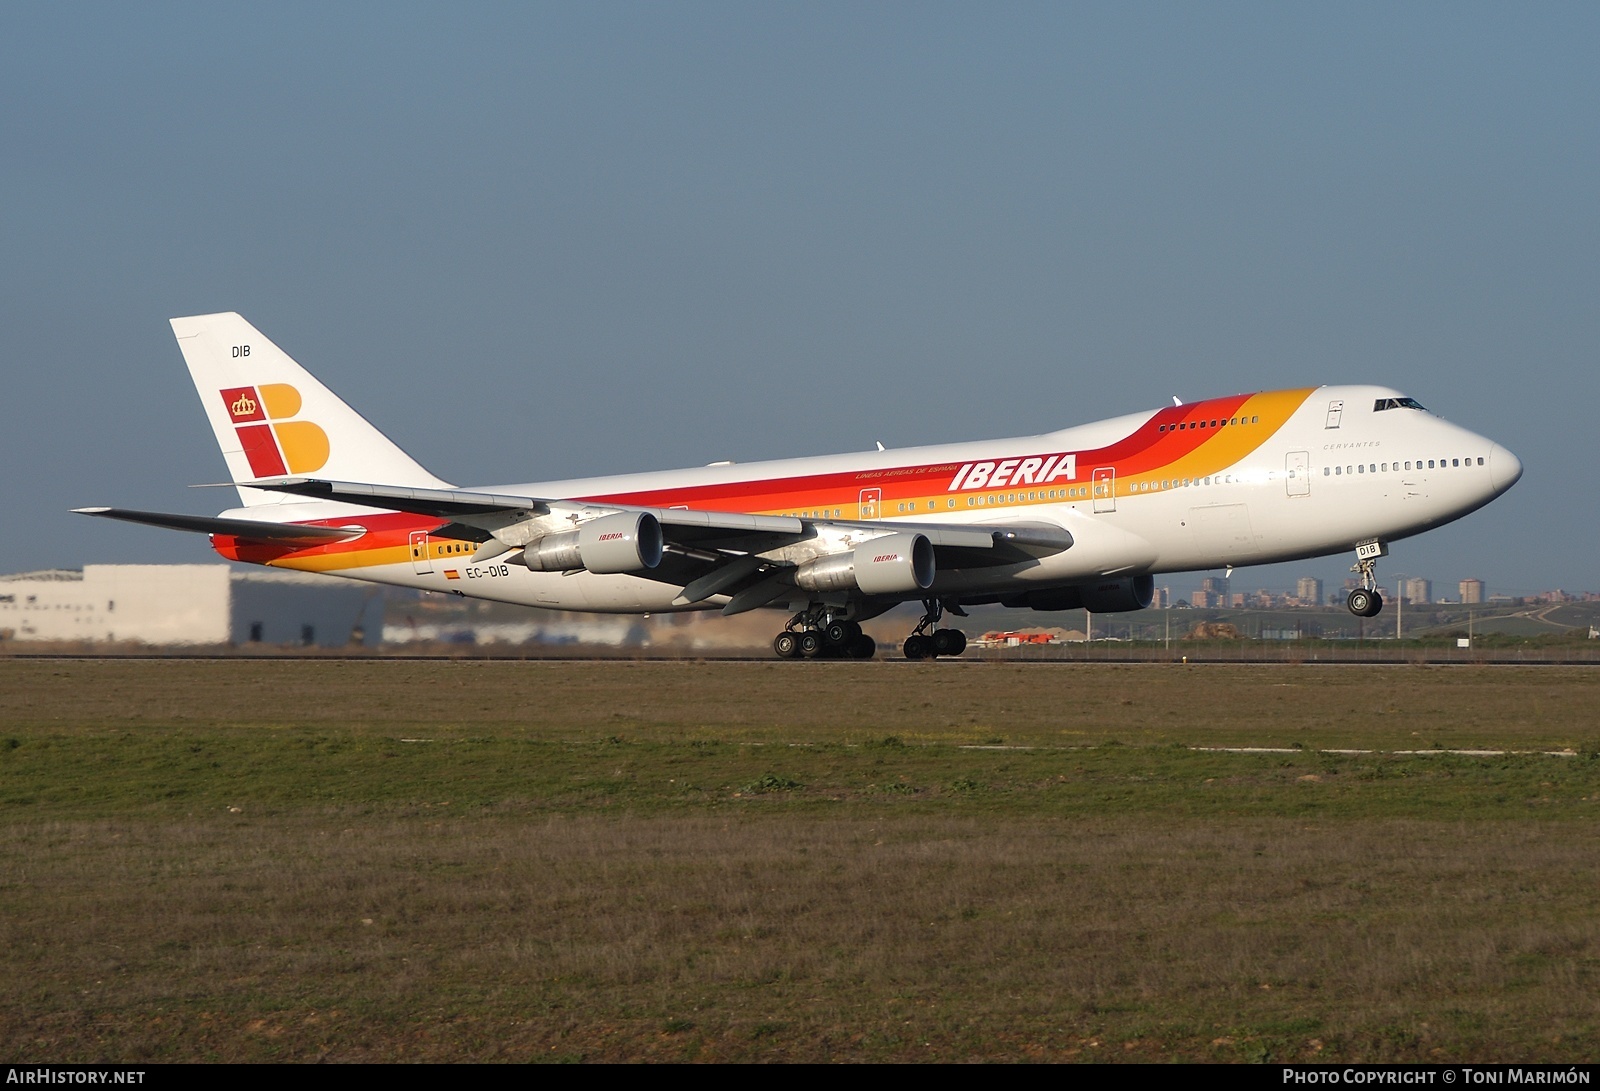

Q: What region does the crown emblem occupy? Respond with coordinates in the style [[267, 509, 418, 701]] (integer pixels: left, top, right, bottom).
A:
[[231, 393, 257, 418]]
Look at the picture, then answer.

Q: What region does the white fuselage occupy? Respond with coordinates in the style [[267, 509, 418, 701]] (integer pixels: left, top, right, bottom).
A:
[[235, 383, 1520, 614]]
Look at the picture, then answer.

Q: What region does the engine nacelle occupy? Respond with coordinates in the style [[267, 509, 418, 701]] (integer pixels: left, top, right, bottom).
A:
[[517, 511, 664, 574], [1079, 574, 1154, 613], [793, 531, 935, 595], [1004, 574, 1154, 613]]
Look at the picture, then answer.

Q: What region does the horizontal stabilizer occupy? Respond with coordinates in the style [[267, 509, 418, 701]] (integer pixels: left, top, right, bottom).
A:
[[73, 507, 363, 545]]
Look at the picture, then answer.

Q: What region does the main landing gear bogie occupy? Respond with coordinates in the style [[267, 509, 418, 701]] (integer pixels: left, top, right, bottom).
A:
[[903, 628, 967, 660], [770, 598, 971, 661], [902, 598, 969, 660], [772, 613, 875, 660]]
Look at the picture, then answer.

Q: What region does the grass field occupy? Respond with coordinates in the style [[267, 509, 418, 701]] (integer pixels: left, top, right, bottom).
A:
[[2, 660, 1597, 1062]]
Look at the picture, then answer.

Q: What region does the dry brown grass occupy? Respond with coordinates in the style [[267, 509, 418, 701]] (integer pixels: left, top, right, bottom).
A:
[[1, 660, 1597, 1061], [3, 658, 1597, 749], [5, 815, 1597, 1062]]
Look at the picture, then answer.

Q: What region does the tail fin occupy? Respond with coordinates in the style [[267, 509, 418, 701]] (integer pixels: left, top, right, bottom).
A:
[[170, 312, 451, 507]]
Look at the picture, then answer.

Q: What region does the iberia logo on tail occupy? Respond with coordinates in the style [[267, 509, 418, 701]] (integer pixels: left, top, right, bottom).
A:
[[219, 384, 329, 476]]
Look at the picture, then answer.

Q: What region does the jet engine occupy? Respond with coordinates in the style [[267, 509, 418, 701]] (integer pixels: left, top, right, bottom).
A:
[[517, 511, 664, 574], [793, 531, 935, 595]]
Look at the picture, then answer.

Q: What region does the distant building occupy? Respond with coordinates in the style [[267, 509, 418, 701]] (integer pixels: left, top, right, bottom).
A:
[[1459, 578, 1486, 604], [0, 565, 382, 647], [1404, 577, 1432, 605], [1296, 577, 1324, 606], [1191, 576, 1227, 609]]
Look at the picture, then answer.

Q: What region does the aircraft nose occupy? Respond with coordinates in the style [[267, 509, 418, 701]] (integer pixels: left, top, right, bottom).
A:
[[1489, 443, 1523, 493]]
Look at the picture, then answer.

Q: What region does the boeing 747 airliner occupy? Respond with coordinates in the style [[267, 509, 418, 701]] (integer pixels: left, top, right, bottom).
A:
[[78, 313, 1522, 658]]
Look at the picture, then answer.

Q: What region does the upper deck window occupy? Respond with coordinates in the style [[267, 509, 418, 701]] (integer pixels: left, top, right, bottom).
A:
[[1374, 397, 1427, 412]]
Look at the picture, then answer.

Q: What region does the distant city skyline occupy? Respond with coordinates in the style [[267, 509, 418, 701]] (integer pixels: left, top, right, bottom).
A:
[[1168, 571, 1594, 610]]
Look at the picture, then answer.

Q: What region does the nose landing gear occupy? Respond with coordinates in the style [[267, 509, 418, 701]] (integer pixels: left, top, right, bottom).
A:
[[1346, 540, 1387, 617]]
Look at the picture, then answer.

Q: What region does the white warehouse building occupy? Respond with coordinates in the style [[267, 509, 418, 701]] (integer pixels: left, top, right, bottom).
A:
[[0, 565, 383, 647]]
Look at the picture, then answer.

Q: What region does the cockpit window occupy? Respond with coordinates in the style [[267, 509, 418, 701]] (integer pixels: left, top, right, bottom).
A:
[[1374, 397, 1427, 412]]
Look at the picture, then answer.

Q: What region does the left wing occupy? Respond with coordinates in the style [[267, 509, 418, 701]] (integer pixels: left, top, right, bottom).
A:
[[225, 476, 1076, 610], [245, 475, 1068, 557]]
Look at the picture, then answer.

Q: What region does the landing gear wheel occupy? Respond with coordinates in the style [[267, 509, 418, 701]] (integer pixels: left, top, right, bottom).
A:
[[824, 620, 860, 646], [799, 630, 824, 658], [847, 634, 877, 659], [1346, 587, 1383, 617], [902, 598, 966, 660], [773, 631, 800, 659]]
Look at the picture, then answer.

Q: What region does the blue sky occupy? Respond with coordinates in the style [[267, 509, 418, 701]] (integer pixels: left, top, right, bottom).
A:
[[3, 3, 1594, 598]]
